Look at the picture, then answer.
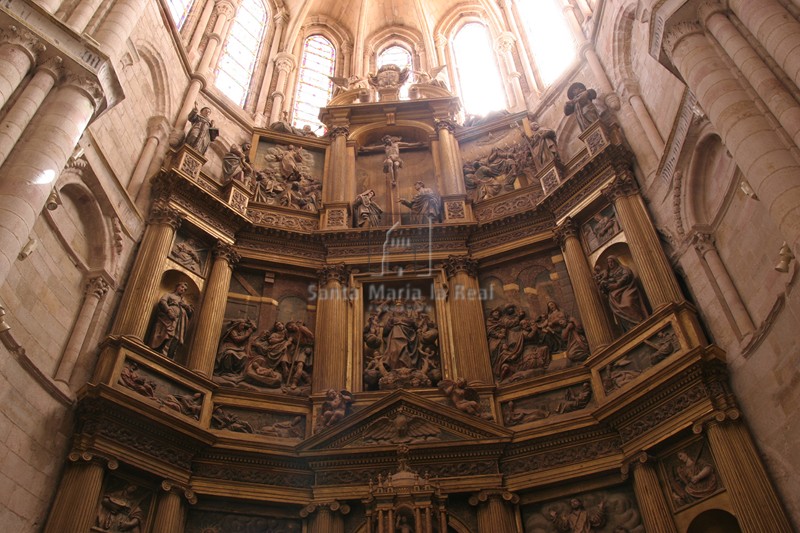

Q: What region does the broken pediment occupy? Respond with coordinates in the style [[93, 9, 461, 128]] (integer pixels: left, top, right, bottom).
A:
[[298, 390, 512, 453]]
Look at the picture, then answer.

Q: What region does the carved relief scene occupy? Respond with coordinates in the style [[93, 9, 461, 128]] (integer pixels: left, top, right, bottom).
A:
[[479, 252, 588, 385], [501, 381, 594, 428], [117, 359, 204, 420], [213, 266, 316, 396], [250, 136, 325, 212], [601, 325, 680, 395], [168, 232, 209, 277], [93, 476, 154, 533], [582, 204, 622, 254], [211, 404, 307, 440], [659, 438, 723, 512]]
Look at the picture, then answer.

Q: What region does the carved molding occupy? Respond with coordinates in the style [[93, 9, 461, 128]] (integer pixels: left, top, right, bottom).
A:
[[318, 263, 351, 286]]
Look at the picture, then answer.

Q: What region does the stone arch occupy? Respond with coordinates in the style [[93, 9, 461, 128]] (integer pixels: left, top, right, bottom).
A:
[[134, 42, 171, 120], [684, 131, 738, 230], [608, 1, 638, 88], [687, 508, 742, 533], [294, 16, 353, 75], [366, 25, 427, 74]]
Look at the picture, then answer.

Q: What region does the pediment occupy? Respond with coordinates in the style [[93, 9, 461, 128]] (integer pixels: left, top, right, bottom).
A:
[[298, 390, 512, 453]]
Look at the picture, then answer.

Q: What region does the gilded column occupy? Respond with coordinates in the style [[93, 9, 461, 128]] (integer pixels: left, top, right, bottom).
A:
[[692, 233, 754, 337], [111, 205, 181, 339], [0, 25, 44, 112], [469, 490, 519, 533], [435, 119, 461, 195], [699, 0, 800, 150], [127, 115, 170, 195], [54, 276, 110, 387], [727, 0, 800, 92], [663, 22, 800, 252], [623, 453, 678, 533], [0, 55, 62, 169], [151, 480, 196, 532], [443, 256, 493, 383], [268, 52, 296, 124], [187, 242, 240, 377], [312, 264, 351, 393], [602, 174, 683, 310], [326, 126, 350, 202], [44, 452, 112, 533], [302, 501, 350, 533], [704, 419, 792, 532], [554, 218, 614, 349]]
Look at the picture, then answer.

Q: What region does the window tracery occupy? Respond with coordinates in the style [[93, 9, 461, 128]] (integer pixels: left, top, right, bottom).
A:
[[214, 0, 267, 107], [292, 35, 336, 134], [165, 0, 194, 29]]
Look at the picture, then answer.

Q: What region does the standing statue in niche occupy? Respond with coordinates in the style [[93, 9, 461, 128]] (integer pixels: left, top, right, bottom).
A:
[[595, 256, 649, 331], [222, 142, 253, 188], [564, 82, 601, 132], [353, 189, 383, 228], [526, 120, 560, 171], [184, 104, 218, 155], [96, 484, 145, 533], [148, 282, 193, 359], [399, 181, 442, 224]]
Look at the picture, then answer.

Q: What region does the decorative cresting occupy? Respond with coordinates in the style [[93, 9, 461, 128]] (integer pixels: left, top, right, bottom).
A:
[[554, 217, 614, 349], [300, 501, 350, 533], [469, 490, 519, 533], [314, 263, 352, 392], [621, 453, 678, 533]]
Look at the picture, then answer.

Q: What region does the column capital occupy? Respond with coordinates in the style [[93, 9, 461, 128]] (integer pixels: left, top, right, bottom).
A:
[[662, 21, 704, 61], [273, 7, 289, 26], [468, 489, 519, 505], [434, 118, 457, 134], [553, 217, 580, 248], [38, 55, 63, 80], [300, 500, 351, 518], [317, 263, 351, 286], [146, 115, 171, 142], [274, 52, 296, 73], [340, 40, 352, 55], [147, 204, 182, 229], [698, 0, 727, 27], [160, 479, 198, 504], [602, 174, 639, 202], [620, 451, 656, 479], [442, 255, 478, 279], [691, 232, 716, 256], [86, 276, 111, 299], [0, 24, 46, 61], [212, 241, 240, 265], [328, 125, 350, 139], [62, 72, 104, 112], [213, 0, 238, 18], [494, 31, 516, 53], [67, 450, 118, 470], [691, 408, 742, 434]]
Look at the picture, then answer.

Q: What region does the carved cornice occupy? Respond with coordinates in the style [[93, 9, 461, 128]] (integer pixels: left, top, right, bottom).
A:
[[442, 255, 478, 279], [662, 22, 704, 61], [318, 263, 351, 286], [553, 217, 580, 248]]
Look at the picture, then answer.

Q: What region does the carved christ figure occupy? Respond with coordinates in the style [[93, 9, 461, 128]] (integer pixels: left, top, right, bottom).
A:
[[360, 135, 425, 187]]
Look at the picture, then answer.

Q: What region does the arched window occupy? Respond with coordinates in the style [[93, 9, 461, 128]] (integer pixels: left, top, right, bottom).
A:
[[214, 0, 267, 107], [452, 22, 506, 116], [377, 45, 413, 99], [292, 35, 336, 134], [165, 0, 193, 28], [517, 0, 577, 85]]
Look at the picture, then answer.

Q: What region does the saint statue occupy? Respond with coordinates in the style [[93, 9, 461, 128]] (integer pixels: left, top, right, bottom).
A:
[[184, 105, 218, 154], [398, 181, 442, 224], [353, 189, 383, 228], [564, 82, 601, 132], [148, 282, 193, 359]]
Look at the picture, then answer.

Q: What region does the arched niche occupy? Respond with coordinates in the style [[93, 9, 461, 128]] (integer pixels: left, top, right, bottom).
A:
[[594, 242, 651, 331], [685, 133, 738, 229], [144, 270, 201, 363], [686, 509, 742, 533]]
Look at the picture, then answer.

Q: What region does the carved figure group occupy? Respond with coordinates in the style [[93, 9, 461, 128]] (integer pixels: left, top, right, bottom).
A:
[[594, 256, 649, 331], [525, 120, 560, 171], [363, 300, 441, 390], [255, 145, 322, 212], [564, 82, 601, 132], [462, 141, 534, 201], [398, 181, 442, 224], [548, 498, 607, 533], [184, 104, 217, 155], [222, 142, 253, 188], [213, 317, 314, 395], [148, 282, 193, 359], [268, 111, 319, 137], [353, 189, 383, 227], [96, 484, 145, 533], [170, 239, 204, 274]]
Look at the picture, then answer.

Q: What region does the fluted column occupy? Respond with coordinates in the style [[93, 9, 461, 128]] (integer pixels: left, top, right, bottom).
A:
[[111, 205, 181, 339], [0, 73, 102, 288], [435, 120, 462, 195], [127, 115, 170, 196], [151, 480, 196, 532], [302, 501, 350, 533], [554, 218, 614, 350], [54, 276, 110, 387], [44, 452, 111, 533], [602, 174, 683, 310], [704, 419, 792, 532], [699, 1, 800, 151], [692, 232, 754, 336], [443, 256, 493, 383], [0, 26, 45, 113], [494, 32, 525, 109], [663, 22, 800, 252], [624, 453, 678, 533], [187, 242, 239, 377], [313, 264, 351, 393], [92, 0, 148, 61], [326, 126, 350, 203], [469, 490, 519, 533], [727, 0, 800, 92], [268, 52, 296, 124], [0, 56, 62, 168]]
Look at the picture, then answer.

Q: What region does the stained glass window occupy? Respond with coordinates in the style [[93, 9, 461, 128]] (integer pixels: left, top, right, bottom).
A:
[[166, 0, 193, 29], [292, 35, 336, 134], [377, 45, 413, 99], [452, 23, 506, 116], [517, 0, 577, 85], [214, 0, 267, 107]]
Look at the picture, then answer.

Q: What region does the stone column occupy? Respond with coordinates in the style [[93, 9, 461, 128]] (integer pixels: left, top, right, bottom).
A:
[[0, 26, 45, 113], [326, 126, 350, 203], [44, 452, 111, 533], [0, 73, 102, 289], [151, 480, 196, 532], [92, 0, 148, 61], [554, 218, 615, 350], [187, 0, 216, 60], [727, 0, 800, 92], [692, 233, 754, 336], [602, 174, 683, 310], [499, 0, 538, 95], [494, 32, 525, 110], [302, 501, 350, 533], [110, 205, 181, 339], [0, 56, 62, 169], [704, 419, 793, 532], [254, 9, 289, 125], [663, 22, 800, 253], [623, 453, 678, 533], [443, 256, 493, 383], [435, 120, 462, 195], [54, 276, 110, 387], [127, 116, 170, 196], [312, 264, 351, 393], [66, 0, 105, 34], [268, 52, 296, 124], [620, 79, 665, 154], [469, 490, 519, 533], [699, 1, 800, 150], [186, 242, 239, 377]]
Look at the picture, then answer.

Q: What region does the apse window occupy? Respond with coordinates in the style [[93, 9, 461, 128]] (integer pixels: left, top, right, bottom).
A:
[[452, 22, 506, 116], [518, 0, 577, 85], [166, 0, 193, 28], [377, 45, 413, 99], [292, 35, 336, 134], [214, 0, 267, 107]]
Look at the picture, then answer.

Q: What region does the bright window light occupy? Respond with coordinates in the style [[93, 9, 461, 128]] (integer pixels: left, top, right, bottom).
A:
[[292, 35, 336, 134], [166, 0, 193, 29], [214, 0, 267, 107], [453, 23, 506, 116], [518, 0, 577, 85]]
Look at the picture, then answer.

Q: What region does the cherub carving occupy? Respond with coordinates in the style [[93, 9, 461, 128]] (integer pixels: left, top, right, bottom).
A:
[[318, 389, 354, 430], [438, 379, 491, 419]]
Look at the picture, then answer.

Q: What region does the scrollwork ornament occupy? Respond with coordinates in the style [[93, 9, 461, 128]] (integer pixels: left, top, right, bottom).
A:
[[442, 255, 478, 278], [553, 217, 580, 248], [317, 263, 351, 286], [212, 241, 240, 265]]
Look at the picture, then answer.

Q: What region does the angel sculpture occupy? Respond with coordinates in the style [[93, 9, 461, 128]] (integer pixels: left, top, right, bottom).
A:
[[438, 378, 491, 419], [318, 388, 354, 430], [412, 64, 448, 88], [368, 64, 411, 90], [364, 413, 439, 444]]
